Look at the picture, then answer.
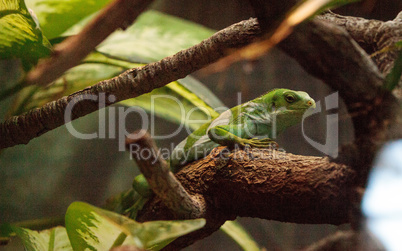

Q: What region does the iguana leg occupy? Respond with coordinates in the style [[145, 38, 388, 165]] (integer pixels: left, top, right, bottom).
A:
[[124, 190, 148, 219], [132, 174, 153, 198], [126, 174, 152, 219], [207, 125, 277, 148]]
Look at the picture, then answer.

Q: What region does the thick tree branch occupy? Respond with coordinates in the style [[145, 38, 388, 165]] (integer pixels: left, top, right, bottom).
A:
[[136, 147, 356, 250], [25, 0, 154, 86], [318, 11, 402, 75], [0, 18, 261, 149], [280, 19, 384, 101], [278, 15, 401, 183], [318, 11, 384, 49]]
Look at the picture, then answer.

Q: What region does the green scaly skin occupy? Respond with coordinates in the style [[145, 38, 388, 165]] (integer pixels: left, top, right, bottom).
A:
[[128, 88, 316, 218]]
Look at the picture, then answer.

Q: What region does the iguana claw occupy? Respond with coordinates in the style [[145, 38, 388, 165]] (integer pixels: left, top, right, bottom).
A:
[[239, 137, 278, 148]]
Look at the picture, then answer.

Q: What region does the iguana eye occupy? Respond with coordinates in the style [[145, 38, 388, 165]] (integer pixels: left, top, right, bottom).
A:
[[285, 94, 296, 103]]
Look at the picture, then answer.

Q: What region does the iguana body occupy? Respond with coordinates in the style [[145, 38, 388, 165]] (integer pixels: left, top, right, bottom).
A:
[[169, 88, 315, 172], [130, 89, 315, 215]]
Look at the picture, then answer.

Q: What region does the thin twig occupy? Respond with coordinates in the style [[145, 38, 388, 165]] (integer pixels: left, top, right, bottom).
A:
[[25, 0, 154, 86]]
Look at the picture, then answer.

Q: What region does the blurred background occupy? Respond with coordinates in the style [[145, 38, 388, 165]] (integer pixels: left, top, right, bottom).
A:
[[1, 0, 401, 250]]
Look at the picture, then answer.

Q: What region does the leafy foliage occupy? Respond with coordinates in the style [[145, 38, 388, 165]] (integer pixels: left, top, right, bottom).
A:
[[7, 225, 72, 251], [3, 202, 205, 250], [65, 202, 205, 250], [25, 0, 113, 39], [0, 0, 51, 70], [221, 221, 260, 251]]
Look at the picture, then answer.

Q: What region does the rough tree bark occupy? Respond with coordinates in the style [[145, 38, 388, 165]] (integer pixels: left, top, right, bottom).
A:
[[134, 146, 356, 250], [318, 11, 402, 77]]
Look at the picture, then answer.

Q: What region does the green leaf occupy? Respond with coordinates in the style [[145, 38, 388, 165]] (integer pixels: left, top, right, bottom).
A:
[[65, 201, 131, 250], [65, 10, 216, 62], [384, 43, 402, 91], [122, 219, 205, 250], [0, 216, 65, 238], [65, 201, 205, 250], [11, 226, 73, 251], [25, 0, 113, 39], [220, 220, 260, 251], [0, 0, 52, 70], [315, 0, 360, 15]]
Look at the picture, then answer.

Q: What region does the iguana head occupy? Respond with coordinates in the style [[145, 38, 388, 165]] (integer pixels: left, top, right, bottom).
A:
[[270, 89, 316, 111], [262, 89, 316, 133]]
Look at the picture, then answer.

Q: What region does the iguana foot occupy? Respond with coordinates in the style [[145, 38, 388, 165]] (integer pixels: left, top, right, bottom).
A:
[[124, 195, 148, 219]]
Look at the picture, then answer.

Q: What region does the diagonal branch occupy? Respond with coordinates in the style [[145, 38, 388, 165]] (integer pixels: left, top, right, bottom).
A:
[[25, 0, 154, 86], [0, 18, 261, 149]]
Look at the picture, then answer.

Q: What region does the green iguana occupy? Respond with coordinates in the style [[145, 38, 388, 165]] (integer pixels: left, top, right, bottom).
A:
[[128, 88, 316, 216]]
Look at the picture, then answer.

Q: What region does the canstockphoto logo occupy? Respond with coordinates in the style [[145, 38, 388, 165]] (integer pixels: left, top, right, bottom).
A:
[[63, 92, 339, 157]]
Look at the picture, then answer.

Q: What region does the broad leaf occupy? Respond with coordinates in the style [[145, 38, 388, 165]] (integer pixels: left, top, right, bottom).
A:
[[64, 10, 216, 62], [25, 0, 113, 39], [221, 220, 260, 251], [65, 201, 205, 250], [11, 226, 72, 251], [0, 0, 51, 70]]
